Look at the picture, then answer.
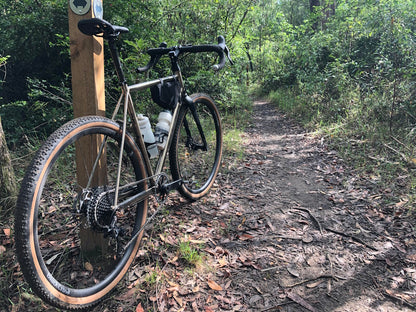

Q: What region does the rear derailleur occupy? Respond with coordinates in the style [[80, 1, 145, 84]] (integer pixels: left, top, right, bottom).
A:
[[77, 187, 123, 240]]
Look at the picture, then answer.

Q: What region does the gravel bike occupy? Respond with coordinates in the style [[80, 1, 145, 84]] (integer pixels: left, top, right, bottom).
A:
[[14, 18, 232, 310]]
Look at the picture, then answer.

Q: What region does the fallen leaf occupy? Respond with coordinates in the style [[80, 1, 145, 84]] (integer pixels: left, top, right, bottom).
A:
[[191, 301, 200, 312], [84, 262, 93, 272], [136, 303, 144, 312], [0, 245, 5, 255], [189, 239, 205, 244], [207, 280, 223, 291], [287, 266, 300, 278], [3, 229, 10, 237], [219, 203, 229, 210], [386, 289, 412, 301], [174, 292, 184, 307], [46, 253, 60, 265], [214, 294, 232, 304], [167, 280, 180, 287], [115, 288, 137, 301], [306, 280, 324, 288], [406, 254, 416, 262], [302, 234, 313, 243], [167, 281, 180, 292], [218, 256, 228, 268], [238, 234, 254, 241]]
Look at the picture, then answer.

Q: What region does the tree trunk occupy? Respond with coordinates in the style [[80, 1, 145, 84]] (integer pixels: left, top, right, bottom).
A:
[[309, 0, 320, 13], [309, 0, 320, 30], [310, 0, 337, 30], [0, 116, 17, 213]]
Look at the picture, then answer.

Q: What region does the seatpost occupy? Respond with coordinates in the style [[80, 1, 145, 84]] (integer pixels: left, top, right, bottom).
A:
[[108, 38, 126, 85]]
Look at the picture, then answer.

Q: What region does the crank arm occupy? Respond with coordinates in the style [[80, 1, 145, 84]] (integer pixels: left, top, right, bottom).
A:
[[161, 179, 183, 193]]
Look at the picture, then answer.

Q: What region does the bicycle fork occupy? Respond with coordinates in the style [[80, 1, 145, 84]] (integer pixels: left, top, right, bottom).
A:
[[183, 95, 208, 151]]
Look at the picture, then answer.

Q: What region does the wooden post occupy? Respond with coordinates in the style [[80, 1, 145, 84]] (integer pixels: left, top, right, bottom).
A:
[[68, 0, 105, 120], [68, 0, 107, 253]]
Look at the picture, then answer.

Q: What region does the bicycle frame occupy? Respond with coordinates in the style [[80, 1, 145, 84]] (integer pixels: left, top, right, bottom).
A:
[[86, 39, 191, 209], [112, 75, 181, 204], [14, 19, 230, 310]]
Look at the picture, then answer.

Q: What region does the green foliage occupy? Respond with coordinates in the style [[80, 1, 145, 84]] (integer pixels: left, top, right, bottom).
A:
[[178, 240, 203, 267], [0, 0, 69, 102], [0, 55, 9, 93], [0, 0, 253, 146], [258, 0, 416, 202], [2, 0, 415, 192]]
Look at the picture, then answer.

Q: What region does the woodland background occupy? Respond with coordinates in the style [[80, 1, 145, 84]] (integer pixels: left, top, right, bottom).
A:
[[0, 0, 415, 256], [1, 0, 416, 310]]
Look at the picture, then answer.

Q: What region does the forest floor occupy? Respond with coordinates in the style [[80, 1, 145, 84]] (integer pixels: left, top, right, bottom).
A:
[[2, 99, 416, 311]]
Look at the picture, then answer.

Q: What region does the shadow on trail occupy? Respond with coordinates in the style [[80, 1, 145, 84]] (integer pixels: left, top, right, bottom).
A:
[[196, 100, 416, 311]]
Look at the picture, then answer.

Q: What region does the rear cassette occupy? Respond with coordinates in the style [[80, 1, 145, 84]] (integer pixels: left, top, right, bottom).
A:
[[82, 187, 116, 231]]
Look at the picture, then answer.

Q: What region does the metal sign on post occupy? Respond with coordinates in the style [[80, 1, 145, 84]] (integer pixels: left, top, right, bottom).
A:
[[69, 0, 102, 18], [69, 0, 91, 16]]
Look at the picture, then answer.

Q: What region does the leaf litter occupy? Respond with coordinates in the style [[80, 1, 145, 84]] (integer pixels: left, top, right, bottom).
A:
[[2, 100, 416, 311], [97, 100, 416, 312]]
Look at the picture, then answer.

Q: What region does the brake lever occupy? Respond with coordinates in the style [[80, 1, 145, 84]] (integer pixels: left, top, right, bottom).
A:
[[224, 46, 234, 65]]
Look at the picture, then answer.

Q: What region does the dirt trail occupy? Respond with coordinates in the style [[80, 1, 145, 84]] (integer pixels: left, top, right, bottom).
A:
[[171, 99, 416, 312], [6, 100, 416, 311]]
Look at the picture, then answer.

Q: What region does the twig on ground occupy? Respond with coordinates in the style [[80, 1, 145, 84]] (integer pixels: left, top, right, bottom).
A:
[[293, 207, 323, 234], [260, 301, 292, 312], [384, 291, 416, 309], [280, 274, 346, 288], [383, 143, 409, 163], [287, 291, 317, 312], [372, 277, 416, 309], [391, 135, 412, 151], [325, 227, 378, 251]]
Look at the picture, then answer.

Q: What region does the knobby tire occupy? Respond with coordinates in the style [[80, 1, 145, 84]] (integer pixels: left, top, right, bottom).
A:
[[169, 93, 223, 200], [15, 116, 148, 310]]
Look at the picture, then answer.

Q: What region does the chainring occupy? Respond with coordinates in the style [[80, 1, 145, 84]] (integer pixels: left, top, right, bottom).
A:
[[155, 173, 169, 204]]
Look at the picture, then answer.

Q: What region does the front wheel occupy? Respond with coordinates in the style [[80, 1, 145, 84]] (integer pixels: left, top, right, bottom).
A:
[[15, 116, 148, 310], [169, 93, 223, 200]]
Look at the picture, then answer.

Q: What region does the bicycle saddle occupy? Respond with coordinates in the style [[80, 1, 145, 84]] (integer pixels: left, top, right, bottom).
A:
[[78, 18, 129, 39]]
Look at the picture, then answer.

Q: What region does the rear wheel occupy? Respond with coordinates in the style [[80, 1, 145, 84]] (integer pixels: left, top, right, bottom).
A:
[[15, 116, 148, 310], [169, 93, 222, 200]]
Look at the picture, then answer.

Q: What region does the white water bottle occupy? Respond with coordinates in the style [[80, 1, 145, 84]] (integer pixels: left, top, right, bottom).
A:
[[154, 111, 172, 150], [137, 114, 158, 159]]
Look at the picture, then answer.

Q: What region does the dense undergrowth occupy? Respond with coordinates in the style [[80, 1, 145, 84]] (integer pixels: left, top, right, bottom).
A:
[[2, 1, 416, 309], [1, 0, 414, 238], [268, 84, 416, 211], [245, 0, 416, 213]]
